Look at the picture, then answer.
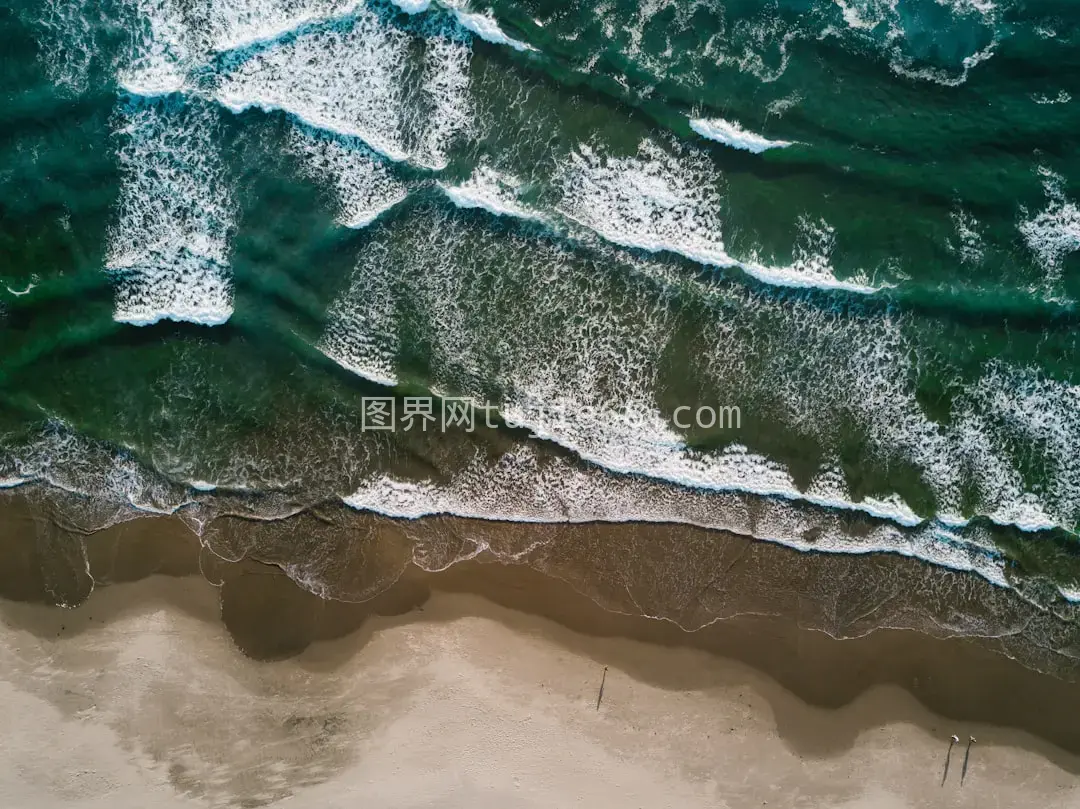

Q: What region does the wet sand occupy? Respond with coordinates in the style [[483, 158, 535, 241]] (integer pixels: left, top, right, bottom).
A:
[[0, 495, 1079, 806], [1, 569, 1079, 808]]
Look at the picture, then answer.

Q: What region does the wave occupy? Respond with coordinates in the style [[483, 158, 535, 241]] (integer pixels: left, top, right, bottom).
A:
[[4, 281, 38, 297], [203, 0, 364, 55], [388, 0, 432, 11], [829, 0, 1002, 87], [443, 3, 537, 53], [0, 427, 1068, 605], [289, 126, 409, 228], [210, 9, 475, 169], [1, 379, 1075, 610], [319, 240, 404, 387], [106, 100, 235, 327], [341, 445, 1015, 591], [213, 10, 413, 163], [736, 256, 879, 295], [556, 140, 880, 294], [22, 0, 1080, 619], [387, 0, 537, 51], [1019, 168, 1080, 287], [438, 166, 544, 221], [108, 3, 1011, 305], [434, 145, 879, 296], [496, 364, 1078, 540], [117, 0, 377, 96], [116, 0, 194, 97], [317, 344, 399, 387], [413, 35, 474, 171], [689, 117, 794, 154], [317, 206, 1080, 546]]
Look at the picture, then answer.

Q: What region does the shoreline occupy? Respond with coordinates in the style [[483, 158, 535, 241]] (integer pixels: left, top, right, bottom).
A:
[[2, 566, 1079, 807], [0, 492, 1079, 764]]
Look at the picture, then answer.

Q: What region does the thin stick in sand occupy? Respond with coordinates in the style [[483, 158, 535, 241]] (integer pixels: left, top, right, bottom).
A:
[[941, 734, 959, 786], [961, 736, 976, 786], [596, 666, 608, 711]]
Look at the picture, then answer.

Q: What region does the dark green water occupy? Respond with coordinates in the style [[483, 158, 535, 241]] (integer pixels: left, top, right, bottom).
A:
[[3, 0, 1080, 624]]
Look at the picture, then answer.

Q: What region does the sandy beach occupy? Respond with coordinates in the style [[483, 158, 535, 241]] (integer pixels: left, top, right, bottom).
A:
[[6, 0, 1080, 804], [1, 541, 1079, 808]]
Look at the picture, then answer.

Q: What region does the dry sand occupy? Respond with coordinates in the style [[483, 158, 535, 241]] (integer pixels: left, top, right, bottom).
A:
[[1, 571, 1078, 809]]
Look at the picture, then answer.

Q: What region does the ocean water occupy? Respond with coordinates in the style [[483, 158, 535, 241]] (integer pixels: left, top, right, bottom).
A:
[[3, 0, 1080, 661]]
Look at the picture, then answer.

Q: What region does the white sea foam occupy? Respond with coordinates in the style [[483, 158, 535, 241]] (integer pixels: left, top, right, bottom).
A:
[[1019, 169, 1080, 284], [741, 287, 1080, 537], [289, 127, 409, 228], [107, 101, 235, 327], [202, 0, 362, 54], [390, 0, 537, 57], [828, 0, 1001, 86], [439, 166, 543, 221], [1058, 584, 1080, 604], [203, 6, 477, 169], [689, 117, 794, 154], [0, 477, 28, 489], [443, 2, 537, 52], [342, 446, 1008, 590], [214, 10, 412, 162], [947, 206, 986, 265], [413, 36, 474, 171], [2, 423, 196, 522], [894, 42, 998, 87], [118, 0, 194, 96], [557, 140, 878, 293], [388, 0, 432, 12], [738, 253, 879, 294], [5, 281, 38, 297], [319, 241, 402, 387], [118, 2, 477, 169], [961, 362, 1080, 532], [764, 215, 877, 293], [832, 0, 884, 31], [36, 0, 102, 94], [557, 140, 734, 266], [1033, 90, 1071, 105], [488, 297, 919, 528], [766, 94, 802, 118], [327, 213, 907, 539]]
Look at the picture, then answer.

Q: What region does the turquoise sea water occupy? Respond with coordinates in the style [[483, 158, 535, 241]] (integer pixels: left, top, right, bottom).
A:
[[2, 1, 1080, 630]]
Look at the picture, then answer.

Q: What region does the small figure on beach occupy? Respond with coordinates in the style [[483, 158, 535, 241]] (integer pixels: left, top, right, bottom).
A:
[[941, 734, 960, 786], [596, 666, 608, 711], [961, 736, 976, 785]]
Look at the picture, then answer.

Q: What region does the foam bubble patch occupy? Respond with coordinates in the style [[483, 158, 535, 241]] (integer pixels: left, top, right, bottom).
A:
[[289, 126, 409, 228], [1019, 170, 1080, 285], [413, 35, 474, 171], [319, 242, 402, 387], [689, 117, 794, 154], [118, 0, 195, 96], [214, 10, 412, 161], [106, 100, 235, 327], [557, 140, 878, 293], [443, 2, 537, 52], [439, 165, 542, 221]]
